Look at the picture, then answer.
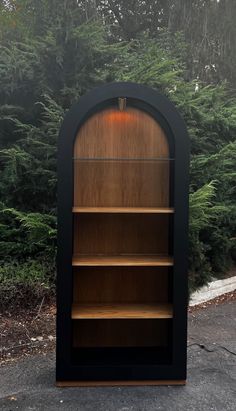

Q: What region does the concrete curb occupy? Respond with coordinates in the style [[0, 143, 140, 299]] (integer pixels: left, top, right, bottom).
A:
[[189, 275, 236, 306]]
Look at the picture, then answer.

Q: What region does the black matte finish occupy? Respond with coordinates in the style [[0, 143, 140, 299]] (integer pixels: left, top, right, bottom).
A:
[[56, 82, 189, 382]]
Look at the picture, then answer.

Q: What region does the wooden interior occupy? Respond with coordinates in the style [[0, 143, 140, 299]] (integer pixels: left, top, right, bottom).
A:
[[73, 107, 169, 159], [72, 106, 173, 360], [74, 106, 171, 208], [72, 304, 172, 319], [73, 319, 170, 347], [74, 160, 171, 207], [72, 255, 173, 266], [73, 214, 169, 255], [73, 207, 174, 214], [73, 267, 169, 303]]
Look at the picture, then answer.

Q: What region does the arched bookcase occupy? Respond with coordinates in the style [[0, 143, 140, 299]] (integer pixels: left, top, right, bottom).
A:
[[56, 82, 189, 386]]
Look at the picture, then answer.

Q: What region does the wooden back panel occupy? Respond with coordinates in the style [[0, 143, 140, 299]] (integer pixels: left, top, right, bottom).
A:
[[74, 160, 170, 207], [74, 107, 169, 159], [73, 214, 169, 255], [73, 319, 169, 347], [74, 107, 170, 208], [73, 267, 169, 303]]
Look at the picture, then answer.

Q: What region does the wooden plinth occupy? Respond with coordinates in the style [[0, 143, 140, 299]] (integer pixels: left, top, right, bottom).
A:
[[56, 380, 186, 387]]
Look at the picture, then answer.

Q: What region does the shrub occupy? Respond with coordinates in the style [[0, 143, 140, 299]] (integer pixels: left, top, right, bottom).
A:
[[0, 258, 55, 311]]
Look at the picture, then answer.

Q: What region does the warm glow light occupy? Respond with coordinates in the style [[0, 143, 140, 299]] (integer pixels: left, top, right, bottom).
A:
[[118, 97, 126, 111], [104, 109, 134, 122]]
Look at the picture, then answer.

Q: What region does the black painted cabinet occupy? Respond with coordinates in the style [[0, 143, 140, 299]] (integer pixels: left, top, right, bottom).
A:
[[56, 82, 189, 386]]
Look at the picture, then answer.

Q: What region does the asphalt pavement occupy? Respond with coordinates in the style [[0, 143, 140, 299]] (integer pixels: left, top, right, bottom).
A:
[[0, 300, 235, 411]]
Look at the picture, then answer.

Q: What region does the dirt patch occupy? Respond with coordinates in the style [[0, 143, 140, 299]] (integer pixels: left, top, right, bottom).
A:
[[0, 303, 56, 366], [1, 290, 235, 366]]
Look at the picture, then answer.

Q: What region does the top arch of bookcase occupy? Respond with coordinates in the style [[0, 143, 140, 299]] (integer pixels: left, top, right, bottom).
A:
[[58, 82, 189, 162]]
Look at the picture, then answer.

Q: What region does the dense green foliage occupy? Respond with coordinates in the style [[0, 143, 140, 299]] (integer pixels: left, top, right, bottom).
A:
[[98, 0, 236, 86], [0, 0, 235, 308]]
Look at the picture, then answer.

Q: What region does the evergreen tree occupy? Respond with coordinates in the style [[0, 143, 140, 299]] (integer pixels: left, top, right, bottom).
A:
[[0, 0, 235, 308]]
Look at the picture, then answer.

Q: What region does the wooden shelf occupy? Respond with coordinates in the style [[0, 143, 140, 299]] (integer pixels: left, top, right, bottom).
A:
[[72, 303, 173, 319], [73, 207, 174, 214], [72, 255, 173, 267], [73, 157, 174, 161]]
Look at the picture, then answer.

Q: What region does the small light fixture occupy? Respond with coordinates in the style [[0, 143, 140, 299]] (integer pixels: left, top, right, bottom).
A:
[[118, 97, 126, 111]]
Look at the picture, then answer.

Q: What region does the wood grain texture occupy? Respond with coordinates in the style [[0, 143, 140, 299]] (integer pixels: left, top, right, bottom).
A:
[[73, 267, 169, 303], [56, 380, 186, 387], [72, 319, 169, 347], [73, 214, 169, 255], [74, 107, 169, 159], [73, 106, 171, 208], [72, 255, 173, 266], [72, 207, 174, 213], [74, 160, 170, 207], [70, 105, 173, 360], [73, 320, 169, 347], [71, 303, 173, 319]]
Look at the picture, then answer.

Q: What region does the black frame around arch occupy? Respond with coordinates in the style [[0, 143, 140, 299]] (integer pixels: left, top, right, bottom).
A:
[[56, 82, 190, 382]]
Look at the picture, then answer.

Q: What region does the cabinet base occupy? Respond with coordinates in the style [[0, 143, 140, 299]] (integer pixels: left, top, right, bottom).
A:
[[56, 379, 186, 387]]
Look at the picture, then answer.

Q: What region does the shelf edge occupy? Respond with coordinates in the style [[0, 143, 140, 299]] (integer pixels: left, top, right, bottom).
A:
[[72, 207, 174, 214]]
